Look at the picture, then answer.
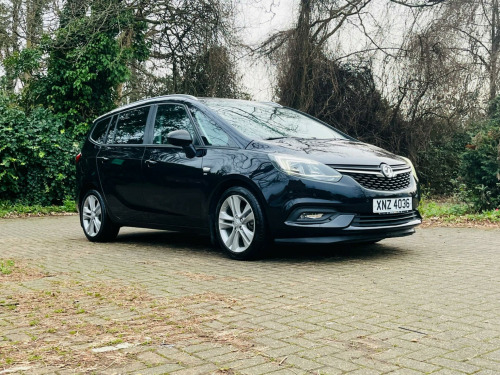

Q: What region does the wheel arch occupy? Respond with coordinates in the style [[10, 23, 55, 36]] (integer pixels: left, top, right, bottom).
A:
[[208, 176, 269, 245], [78, 182, 100, 208]]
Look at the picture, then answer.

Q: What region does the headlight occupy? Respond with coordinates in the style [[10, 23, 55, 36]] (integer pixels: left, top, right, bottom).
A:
[[401, 156, 418, 181], [269, 154, 342, 183]]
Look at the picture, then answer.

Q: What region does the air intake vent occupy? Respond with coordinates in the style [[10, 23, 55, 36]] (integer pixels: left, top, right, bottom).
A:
[[351, 211, 420, 227]]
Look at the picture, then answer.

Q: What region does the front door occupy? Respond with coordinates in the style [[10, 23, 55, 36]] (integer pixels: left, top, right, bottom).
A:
[[141, 103, 205, 228]]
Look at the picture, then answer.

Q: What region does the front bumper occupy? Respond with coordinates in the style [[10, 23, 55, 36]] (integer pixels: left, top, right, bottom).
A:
[[274, 211, 421, 244], [256, 170, 421, 244]]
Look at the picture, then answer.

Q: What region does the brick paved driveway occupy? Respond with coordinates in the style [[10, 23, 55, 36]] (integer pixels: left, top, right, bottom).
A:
[[1, 216, 500, 375]]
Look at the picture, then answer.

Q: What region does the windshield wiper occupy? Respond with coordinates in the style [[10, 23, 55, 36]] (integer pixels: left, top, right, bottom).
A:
[[265, 136, 318, 141], [265, 136, 289, 140]]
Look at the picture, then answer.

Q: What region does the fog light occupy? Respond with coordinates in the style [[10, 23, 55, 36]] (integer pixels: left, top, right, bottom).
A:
[[299, 213, 325, 220]]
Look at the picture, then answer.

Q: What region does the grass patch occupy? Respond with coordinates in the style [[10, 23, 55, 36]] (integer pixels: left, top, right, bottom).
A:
[[0, 259, 15, 275], [420, 199, 500, 226], [0, 259, 50, 282], [105, 338, 124, 346], [0, 198, 76, 218]]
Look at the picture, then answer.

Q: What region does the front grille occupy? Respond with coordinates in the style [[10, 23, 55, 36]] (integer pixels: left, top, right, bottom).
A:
[[351, 211, 420, 228], [343, 171, 411, 191]]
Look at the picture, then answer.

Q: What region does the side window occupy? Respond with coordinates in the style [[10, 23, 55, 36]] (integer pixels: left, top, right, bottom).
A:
[[112, 106, 149, 144], [90, 117, 111, 144], [191, 108, 236, 147], [153, 104, 196, 145]]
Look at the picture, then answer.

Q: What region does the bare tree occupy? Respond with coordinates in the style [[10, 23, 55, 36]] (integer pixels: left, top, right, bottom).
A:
[[122, 0, 239, 100], [424, 0, 500, 105], [255, 0, 486, 194]]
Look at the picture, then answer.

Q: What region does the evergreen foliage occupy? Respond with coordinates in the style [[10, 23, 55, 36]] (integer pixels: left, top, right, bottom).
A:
[[459, 109, 500, 211], [43, 0, 148, 135], [0, 0, 240, 205], [0, 93, 77, 204]]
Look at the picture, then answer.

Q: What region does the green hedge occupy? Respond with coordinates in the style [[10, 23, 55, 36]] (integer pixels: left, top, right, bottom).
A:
[[0, 95, 78, 205], [459, 121, 500, 211], [417, 131, 469, 196]]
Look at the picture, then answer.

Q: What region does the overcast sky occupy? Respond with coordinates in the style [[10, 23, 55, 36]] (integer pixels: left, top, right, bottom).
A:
[[235, 0, 298, 101], [233, 1, 419, 101]]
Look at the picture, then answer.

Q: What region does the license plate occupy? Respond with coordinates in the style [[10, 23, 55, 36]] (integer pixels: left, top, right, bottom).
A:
[[373, 197, 412, 214]]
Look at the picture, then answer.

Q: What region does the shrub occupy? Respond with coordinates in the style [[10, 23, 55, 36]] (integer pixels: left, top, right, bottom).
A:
[[417, 131, 469, 196], [0, 94, 78, 205], [458, 121, 500, 211]]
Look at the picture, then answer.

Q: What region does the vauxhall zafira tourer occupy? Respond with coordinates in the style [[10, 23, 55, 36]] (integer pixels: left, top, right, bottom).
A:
[[76, 95, 421, 260]]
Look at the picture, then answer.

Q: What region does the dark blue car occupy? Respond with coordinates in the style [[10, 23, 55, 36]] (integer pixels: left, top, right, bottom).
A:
[[76, 95, 421, 259]]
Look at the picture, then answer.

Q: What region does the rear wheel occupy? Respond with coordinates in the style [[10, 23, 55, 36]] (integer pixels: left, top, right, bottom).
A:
[[215, 187, 267, 260], [80, 189, 119, 242]]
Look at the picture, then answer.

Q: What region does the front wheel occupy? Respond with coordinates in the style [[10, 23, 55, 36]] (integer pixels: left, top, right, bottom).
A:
[[215, 187, 267, 260], [80, 190, 120, 242]]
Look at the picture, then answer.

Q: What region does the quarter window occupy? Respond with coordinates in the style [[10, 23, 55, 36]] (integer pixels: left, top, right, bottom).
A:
[[191, 108, 236, 147], [153, 104, 196, 145], [112, 106, 149, 144], [90, 117, 111, 144]]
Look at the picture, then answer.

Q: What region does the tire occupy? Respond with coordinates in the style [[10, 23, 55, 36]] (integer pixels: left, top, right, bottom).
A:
[[215, 187, 267, 260], [80, 189, 120, 242]]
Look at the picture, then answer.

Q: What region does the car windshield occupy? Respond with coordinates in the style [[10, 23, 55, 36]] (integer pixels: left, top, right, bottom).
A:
[[201, 99, 346, 140]]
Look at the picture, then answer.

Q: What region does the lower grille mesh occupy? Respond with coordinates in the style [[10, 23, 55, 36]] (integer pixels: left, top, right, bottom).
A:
[[351, 211, 420, 227]]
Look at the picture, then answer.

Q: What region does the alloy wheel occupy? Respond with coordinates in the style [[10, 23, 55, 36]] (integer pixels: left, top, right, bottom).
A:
[[218, 194, 255, 253], [82, 194, 102, 237]]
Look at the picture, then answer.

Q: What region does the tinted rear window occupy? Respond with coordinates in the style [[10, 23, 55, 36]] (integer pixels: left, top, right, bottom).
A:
[[90, 117, 111, 144], [111, 106, 150, 144]]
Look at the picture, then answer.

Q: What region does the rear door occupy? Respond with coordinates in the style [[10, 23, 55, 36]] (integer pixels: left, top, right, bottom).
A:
[[97, 105, 152, 222], [140, 103, 205, 228]]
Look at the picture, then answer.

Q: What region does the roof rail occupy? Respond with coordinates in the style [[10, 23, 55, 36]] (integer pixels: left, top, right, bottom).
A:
[[127, 94, 198, 104], [259, 101, 282, 107], [93, 94, 199, 122], [166, 94, 198, 100], [141, 94, 198, 102]]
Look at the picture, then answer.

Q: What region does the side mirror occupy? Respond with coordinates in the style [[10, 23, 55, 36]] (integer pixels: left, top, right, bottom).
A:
[[167, 129, 193, 147]]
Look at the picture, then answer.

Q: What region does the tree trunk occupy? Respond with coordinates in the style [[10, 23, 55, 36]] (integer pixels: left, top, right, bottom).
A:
[[296, 0, 312, 111], [116, 27, 134, 105], [490, 0, 500, 102], [11, 0, 21, 53], [26, 0, 44, 48], [4, 0, 22, 91]]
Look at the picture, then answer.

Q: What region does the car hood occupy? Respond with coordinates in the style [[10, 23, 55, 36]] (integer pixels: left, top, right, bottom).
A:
[[248, 138, 406, 166]]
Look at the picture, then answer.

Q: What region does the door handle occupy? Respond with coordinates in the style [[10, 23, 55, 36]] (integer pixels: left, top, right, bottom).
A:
[[145, 159, 157, 166], [98, 156, 109, 162]]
